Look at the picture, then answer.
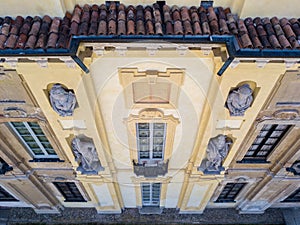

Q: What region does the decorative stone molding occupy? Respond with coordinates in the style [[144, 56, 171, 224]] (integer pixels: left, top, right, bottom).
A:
[[176, 46, 188, 56], [28, 57, 48, 68], [230, 59, 240, 69], [201, 46, 212, 56], [115, 46, 127, 56], [256, 109, 300, 123], [284, 59, 297, 68], [198, 135, 233, 174], [133, 160, 169, 178], [58, 57, 76, 69], [273, 109, 299, 120], [256, 59, 269, 68], [4, 58, 18, 67], [238, 200, 271, 214], [0, 69, 45, 121], [119, 67, 185, 109]]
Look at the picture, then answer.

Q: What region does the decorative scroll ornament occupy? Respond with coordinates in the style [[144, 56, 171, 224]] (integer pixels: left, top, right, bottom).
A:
[[0, 106, 45, 120], [49, 84, 77, 117], [198, 134, 232, 174], [71, 135, 104, 175], [226, 84, 253, 116], [256, 109, 300, 123]]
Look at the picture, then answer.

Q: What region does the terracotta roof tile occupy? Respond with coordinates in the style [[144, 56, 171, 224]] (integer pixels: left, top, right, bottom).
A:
[[0, 3, 298, 50]]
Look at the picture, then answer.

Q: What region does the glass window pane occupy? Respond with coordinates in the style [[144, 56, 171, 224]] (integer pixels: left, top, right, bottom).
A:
[[22, 135, 35, 142], [259, 131, 269, 137], [9, 122, 58, 159], [16, 128, 30, 135], [138, 123, 149, 129], [275, 125, 289, 130], [261, 145, 272, 150], [262, 124, 274, 131], [153, 130, 164, 137], [254, 138, 264, 144], [270, 131, 283, 138], [138, 130, 149, 137], [249, 145, 258, 150], [31, 128, 44, 135], [266, 138, 277, 145], [153, 123, 165, 129], [139, 138, 149, 145]]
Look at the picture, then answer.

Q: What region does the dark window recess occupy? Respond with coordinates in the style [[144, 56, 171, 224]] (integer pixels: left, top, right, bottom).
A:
[[0, 186, 18, 201], [201, 1, 214, 8], [0, 157, 13, 175], [215, 182, 246, 203], [53, 182, 86, 202], [156, 1, 166, 8], [105, 1, 120, 7], [282, 188, 300, 202], [239, 124, 291, 163]]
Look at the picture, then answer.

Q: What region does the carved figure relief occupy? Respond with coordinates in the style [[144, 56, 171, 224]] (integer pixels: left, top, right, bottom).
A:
[[49, 84, 77, 117], [226, 84, 253, 116], [71, 135, 104, 174], [198, 135, 232, 174]]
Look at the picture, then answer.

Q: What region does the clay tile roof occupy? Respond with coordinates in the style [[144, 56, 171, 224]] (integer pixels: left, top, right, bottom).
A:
[[0, 3, 299, 50]]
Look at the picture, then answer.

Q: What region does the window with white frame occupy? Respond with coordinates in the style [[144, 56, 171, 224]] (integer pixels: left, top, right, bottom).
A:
[[9, 122, 58, 159], [141, 183, 161, 207], [136, 123, 166, 163]]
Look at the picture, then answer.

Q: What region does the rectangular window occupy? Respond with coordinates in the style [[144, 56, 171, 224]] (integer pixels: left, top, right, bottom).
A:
[[136, 123, 166, 163], [141, 183, 161, 207], [215, 182, 246, 203], [0, 185, 18, 202], [282, 187, 300, 202], [53, 182, 86, 202], [240, 124, 291, 163], [9, 122, 58, 160]]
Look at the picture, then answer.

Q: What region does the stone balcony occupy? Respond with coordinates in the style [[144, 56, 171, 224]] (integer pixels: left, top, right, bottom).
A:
[[133, 160, 169, 177]]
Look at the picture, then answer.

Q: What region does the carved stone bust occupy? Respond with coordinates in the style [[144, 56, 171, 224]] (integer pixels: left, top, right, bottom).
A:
[[226, 84, 253, 116], [71, 136, 104, 174], [49, 84, 77, 117], [198, 135, 232, 174]]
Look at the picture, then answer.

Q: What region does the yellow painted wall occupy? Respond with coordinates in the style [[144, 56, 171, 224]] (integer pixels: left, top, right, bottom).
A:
[[0, 0, 298, 18]]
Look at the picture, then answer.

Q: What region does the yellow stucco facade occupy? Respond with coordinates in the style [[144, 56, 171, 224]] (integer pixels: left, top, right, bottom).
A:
[[0, 0, 300, 217]]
